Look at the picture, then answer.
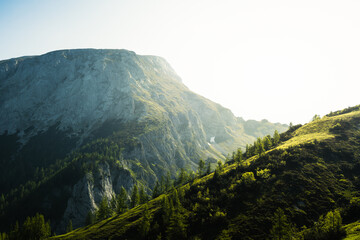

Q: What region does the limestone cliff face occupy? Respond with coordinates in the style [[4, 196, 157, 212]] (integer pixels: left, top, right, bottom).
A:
[[58, 162, 135, 232], [0, 49, 288, 233]]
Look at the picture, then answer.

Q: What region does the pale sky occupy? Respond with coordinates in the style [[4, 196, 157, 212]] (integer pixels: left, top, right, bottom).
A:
[[1, 0, 359, 124]]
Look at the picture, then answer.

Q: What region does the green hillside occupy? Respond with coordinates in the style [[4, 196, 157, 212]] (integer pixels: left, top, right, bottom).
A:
[[44, 106, 360, 239]]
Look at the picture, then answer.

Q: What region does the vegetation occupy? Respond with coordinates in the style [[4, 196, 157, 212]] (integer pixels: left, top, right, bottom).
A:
[[2, 106, 360, 239], [0, 213, 50, 240], [49, 107, 360, 239]]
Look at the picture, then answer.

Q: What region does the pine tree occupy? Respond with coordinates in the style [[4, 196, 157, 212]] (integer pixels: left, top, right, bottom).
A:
[[164, 172, 172, 192], [9, 221, 20, 240], [66, 220, 73, 233], [110, 195, 117, 214], [161, 196, 172, 226], [116, 187, 128, 214], [130, 185, 140, 208], [312, 114, 321, 121], [255, 137, 265, 155], [21, 213, 51, 240], [166, 193, 187, 240], [85, 211, 95, 225], [176, 168, 188, 186], [139, 204, 151, 238], [270, 208, 294, 240], [217, 161, 223, 172], [206, 161, 211, 174], [0, 194, 5, 207], [319, 209, 344, 238], [139, 186, 149, 204], [245, 144, 250, 157], [198, 159, 205, 176], [235, 148, 243, 162], [160, 176, 166, 193], [0, 232, 8, 240], [172, 188, 182, 209], [152, 181, 161, 199], [263, 136, 272, 151], [273, 130, 280, 146], [97, 196, 110, 220]]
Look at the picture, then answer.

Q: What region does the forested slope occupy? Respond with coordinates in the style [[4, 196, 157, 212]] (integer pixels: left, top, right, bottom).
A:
[[50, 105, 360, 240]]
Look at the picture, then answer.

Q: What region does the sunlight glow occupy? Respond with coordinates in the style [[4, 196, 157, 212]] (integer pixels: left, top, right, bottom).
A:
[[1, 0, 359, 124]]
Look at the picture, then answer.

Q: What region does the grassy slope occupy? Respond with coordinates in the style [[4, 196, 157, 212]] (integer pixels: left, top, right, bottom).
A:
[[52, 109, 360, 240], [344, 221, 360, 240]]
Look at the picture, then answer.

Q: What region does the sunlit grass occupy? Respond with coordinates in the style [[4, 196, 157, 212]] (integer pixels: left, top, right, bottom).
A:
[[343, 221, 360, 240], [278, 110, 360, 149]]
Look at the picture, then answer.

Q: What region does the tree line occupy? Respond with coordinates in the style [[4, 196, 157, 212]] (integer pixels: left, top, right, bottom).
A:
[[0, 213, 51, 240]]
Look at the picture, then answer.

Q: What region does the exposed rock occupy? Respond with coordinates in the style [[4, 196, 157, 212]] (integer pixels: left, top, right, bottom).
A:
[[58, 161, 136, 232]]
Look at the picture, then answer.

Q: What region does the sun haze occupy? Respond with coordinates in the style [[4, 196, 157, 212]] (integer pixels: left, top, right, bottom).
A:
[[1, 0, 359, 124]]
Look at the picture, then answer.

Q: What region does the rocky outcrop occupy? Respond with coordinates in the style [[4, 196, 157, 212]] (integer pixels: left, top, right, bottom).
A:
[[58, 161, 135, 232]]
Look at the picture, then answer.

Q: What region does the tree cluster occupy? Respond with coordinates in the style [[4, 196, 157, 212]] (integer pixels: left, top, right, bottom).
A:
[[270, 208, 345, 240], [0, 213, 51, 240]]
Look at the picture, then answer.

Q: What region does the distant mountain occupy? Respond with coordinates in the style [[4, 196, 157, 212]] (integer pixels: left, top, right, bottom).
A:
[[0, 49, 287, 233], [50, 105, 360, 239]]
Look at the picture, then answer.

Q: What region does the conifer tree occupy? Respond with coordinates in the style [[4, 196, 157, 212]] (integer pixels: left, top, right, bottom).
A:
[[273, 130, 280, 146], [263, 136, 272, 150], [21, 213, 51, 240], [164, 172, 172, 192], [198, 159, 205, 176], [110, 195, 117, 214], [130, 185, 140, 208], [172, 188, 182, 209], [97, 196, 111, 220], [0, 194, 5, 208], [9, 221, 20, 240], [116, 187, 128, 214], [206, 161, 211, 174], [161, 196, 172, 226], [176, 168, 188, 186], [152, 181, 161, 199], [66, 220, 73, 233], [166, 192, 187, 240], [270, 208, 294, 240], [139, 186, 149, 204], [160, 176, 165, 193], [0, 232, 8, 240], [217, 161, 223, 172], [139, 204, 151, 238], [231, 152, 235, 161], [85, 211, 95, 225], [255, 137, 265, 155], [235, 148, 243, 162]]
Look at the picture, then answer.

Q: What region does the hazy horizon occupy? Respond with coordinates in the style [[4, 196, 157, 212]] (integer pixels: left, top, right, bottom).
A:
[[1, 0, 359, 124]]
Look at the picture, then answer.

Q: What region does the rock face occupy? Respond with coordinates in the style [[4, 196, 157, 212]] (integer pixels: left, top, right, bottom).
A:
[[58, 161, 135, 232], [0, 49, 288, 232], [0, 49, 165, 143]]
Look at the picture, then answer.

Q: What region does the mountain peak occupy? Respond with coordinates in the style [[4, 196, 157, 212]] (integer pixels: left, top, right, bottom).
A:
[[0, 49, 182, 143]]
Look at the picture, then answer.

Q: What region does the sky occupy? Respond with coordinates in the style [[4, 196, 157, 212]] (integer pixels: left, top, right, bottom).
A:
[[0, 0, 359, 124]]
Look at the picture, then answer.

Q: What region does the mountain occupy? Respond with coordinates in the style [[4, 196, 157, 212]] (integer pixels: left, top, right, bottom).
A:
[[0, 49, 287, 233], [51, 105, 360, 240]]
